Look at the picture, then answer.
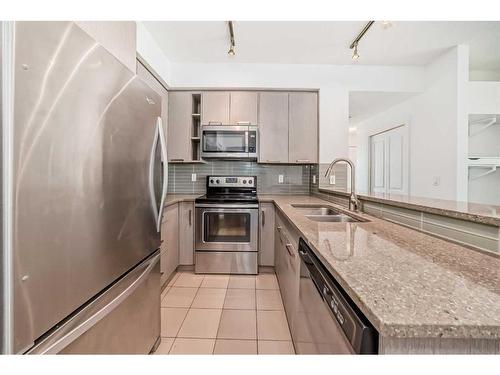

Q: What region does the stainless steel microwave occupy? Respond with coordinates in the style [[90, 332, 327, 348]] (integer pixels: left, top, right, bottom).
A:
[[201, 125, 258, 160]]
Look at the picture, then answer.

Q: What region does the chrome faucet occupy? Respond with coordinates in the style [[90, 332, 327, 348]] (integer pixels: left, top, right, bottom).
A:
[[324, 158, 361, 212]]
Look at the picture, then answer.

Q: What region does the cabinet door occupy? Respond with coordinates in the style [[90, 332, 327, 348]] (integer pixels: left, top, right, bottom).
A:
[[201, 91, 230, 125], [178, 202, 194, 265], [258, 92, 289, 163], [289, 92, 318, 164], [76, 22, 136, 72], [168, 92, 192, 162], [259, 203, 275, 266], [275, 220, 284, 287], [230, 91, 258, 125], [160, 204, 179, 285]]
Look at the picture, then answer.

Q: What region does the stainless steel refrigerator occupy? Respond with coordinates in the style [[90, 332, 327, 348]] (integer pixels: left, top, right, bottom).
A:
[[1, 21, 168, 354]]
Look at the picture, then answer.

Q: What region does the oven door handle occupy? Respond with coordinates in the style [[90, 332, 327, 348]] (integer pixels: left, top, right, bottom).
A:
[[195, 203, 258, 209]]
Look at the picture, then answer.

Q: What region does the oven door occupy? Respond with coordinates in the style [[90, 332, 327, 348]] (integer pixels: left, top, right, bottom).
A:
[[195, 204, 258, 252], [201, 125, 249, 159]]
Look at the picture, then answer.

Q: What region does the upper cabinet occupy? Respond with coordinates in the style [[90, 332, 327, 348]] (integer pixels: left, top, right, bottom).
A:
[[202, 91, 258, 125], [75, 21, 136, 73], [258, 91, 318, 164], [288, 92, 318, 164], [230, 92, 258, 125], [259, 92, 289, 163], [202, 92, 230, 125], [170, 89, 318, 164], [168, 92, 194, 162]]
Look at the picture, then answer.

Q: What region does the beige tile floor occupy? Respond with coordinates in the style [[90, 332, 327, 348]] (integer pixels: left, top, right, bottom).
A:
[[155, 271, 295, 355]]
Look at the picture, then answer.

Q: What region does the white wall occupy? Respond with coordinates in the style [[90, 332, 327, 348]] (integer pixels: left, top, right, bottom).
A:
[[467, 81, 500, 113], [136, 22, 172, 87], [355, 47, 468, 200]]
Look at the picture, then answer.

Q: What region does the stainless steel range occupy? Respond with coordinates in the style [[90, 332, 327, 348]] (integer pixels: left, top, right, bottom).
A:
[[195, 176, 258, 274]]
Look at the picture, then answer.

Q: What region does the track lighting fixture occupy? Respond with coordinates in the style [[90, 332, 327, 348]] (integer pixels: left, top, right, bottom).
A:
[[349, 21, 374, 61], [227, 21, 236, 56], [352, 43, 360, 60]]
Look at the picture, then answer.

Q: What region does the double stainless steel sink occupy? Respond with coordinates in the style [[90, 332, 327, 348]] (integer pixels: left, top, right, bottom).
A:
[[291, 204, 366, 223]]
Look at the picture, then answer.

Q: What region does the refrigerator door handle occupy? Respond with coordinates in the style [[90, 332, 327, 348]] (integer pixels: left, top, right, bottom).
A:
[[26, 252, 160, 354], [157, 117, 168, 232], [148, 121, 160, 231]]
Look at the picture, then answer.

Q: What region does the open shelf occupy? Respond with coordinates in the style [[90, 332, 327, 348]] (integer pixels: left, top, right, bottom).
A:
[[468, 114, 500, 158], [467, 115, 500, 205], [468, 157, 500, 167], [191, 93, 202, 161]]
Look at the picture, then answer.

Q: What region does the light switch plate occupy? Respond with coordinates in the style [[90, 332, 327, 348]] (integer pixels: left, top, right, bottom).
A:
[[432, 176, 440, 186], [329, 175, 336, 185], [191, 173, 197, 182], [278, 174, 284, 184]]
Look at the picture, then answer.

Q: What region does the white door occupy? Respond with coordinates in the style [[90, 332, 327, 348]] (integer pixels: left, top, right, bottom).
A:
[[370, 125, 409, 195]]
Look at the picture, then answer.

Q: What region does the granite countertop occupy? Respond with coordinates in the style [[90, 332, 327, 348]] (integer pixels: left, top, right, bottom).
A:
[[318, 187, 500, 227], [164, 194, 201, 207], [260, 194, 500, 340]]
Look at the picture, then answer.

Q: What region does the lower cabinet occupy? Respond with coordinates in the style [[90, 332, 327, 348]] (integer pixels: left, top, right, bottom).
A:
[[160, 204, 179, 286], [160, 201, 196, 285], [275, 211, 300, 335], [259, 203, 275, 266], [178, 202, 195, 265]]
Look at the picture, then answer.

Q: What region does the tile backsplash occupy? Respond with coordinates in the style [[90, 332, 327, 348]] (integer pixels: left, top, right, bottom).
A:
[[168, 161, 312, 195]]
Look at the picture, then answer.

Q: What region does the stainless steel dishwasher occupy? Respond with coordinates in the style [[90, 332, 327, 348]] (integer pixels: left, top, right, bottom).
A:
[[294, 238, 378, 354]]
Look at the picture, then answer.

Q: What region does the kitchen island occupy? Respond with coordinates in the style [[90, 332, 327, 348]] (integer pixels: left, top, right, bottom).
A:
[[260, 195, 500, 354]]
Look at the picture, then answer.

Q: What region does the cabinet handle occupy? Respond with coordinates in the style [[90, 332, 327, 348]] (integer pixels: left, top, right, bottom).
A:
[[170, 158, 184, 162], [236, 121, 251, 125], [261, 210, 266, 226], [208, 121, 222, 125], [296, 159, 311, 163], [189, 209, 192, 226], [285, 243, 295, 257]]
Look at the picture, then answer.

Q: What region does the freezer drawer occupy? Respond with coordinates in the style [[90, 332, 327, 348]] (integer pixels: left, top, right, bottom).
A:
[[26, 251, 160, 354]]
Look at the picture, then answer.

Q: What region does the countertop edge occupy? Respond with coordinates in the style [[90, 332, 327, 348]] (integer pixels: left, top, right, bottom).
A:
[[318, 188, 500, 227]]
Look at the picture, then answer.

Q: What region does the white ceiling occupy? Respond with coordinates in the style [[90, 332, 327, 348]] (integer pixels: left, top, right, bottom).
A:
[[349, 91, 418, 124], [143, 21, 500, 69]]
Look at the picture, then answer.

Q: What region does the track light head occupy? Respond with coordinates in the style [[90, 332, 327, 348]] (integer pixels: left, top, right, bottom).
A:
[[381, 21, 393, 30], [227, 21, 236, 56], [352, 43, 359, 60]]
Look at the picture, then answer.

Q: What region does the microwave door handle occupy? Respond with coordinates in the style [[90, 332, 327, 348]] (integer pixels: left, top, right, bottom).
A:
[[157, 117, 168, 232], [245, 131, 249, 153]]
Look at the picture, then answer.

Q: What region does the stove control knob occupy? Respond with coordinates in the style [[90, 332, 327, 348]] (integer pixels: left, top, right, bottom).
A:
[[210, 179, 214, 184], [216, 179, 220, 184], [242, 179, 247, 184]]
